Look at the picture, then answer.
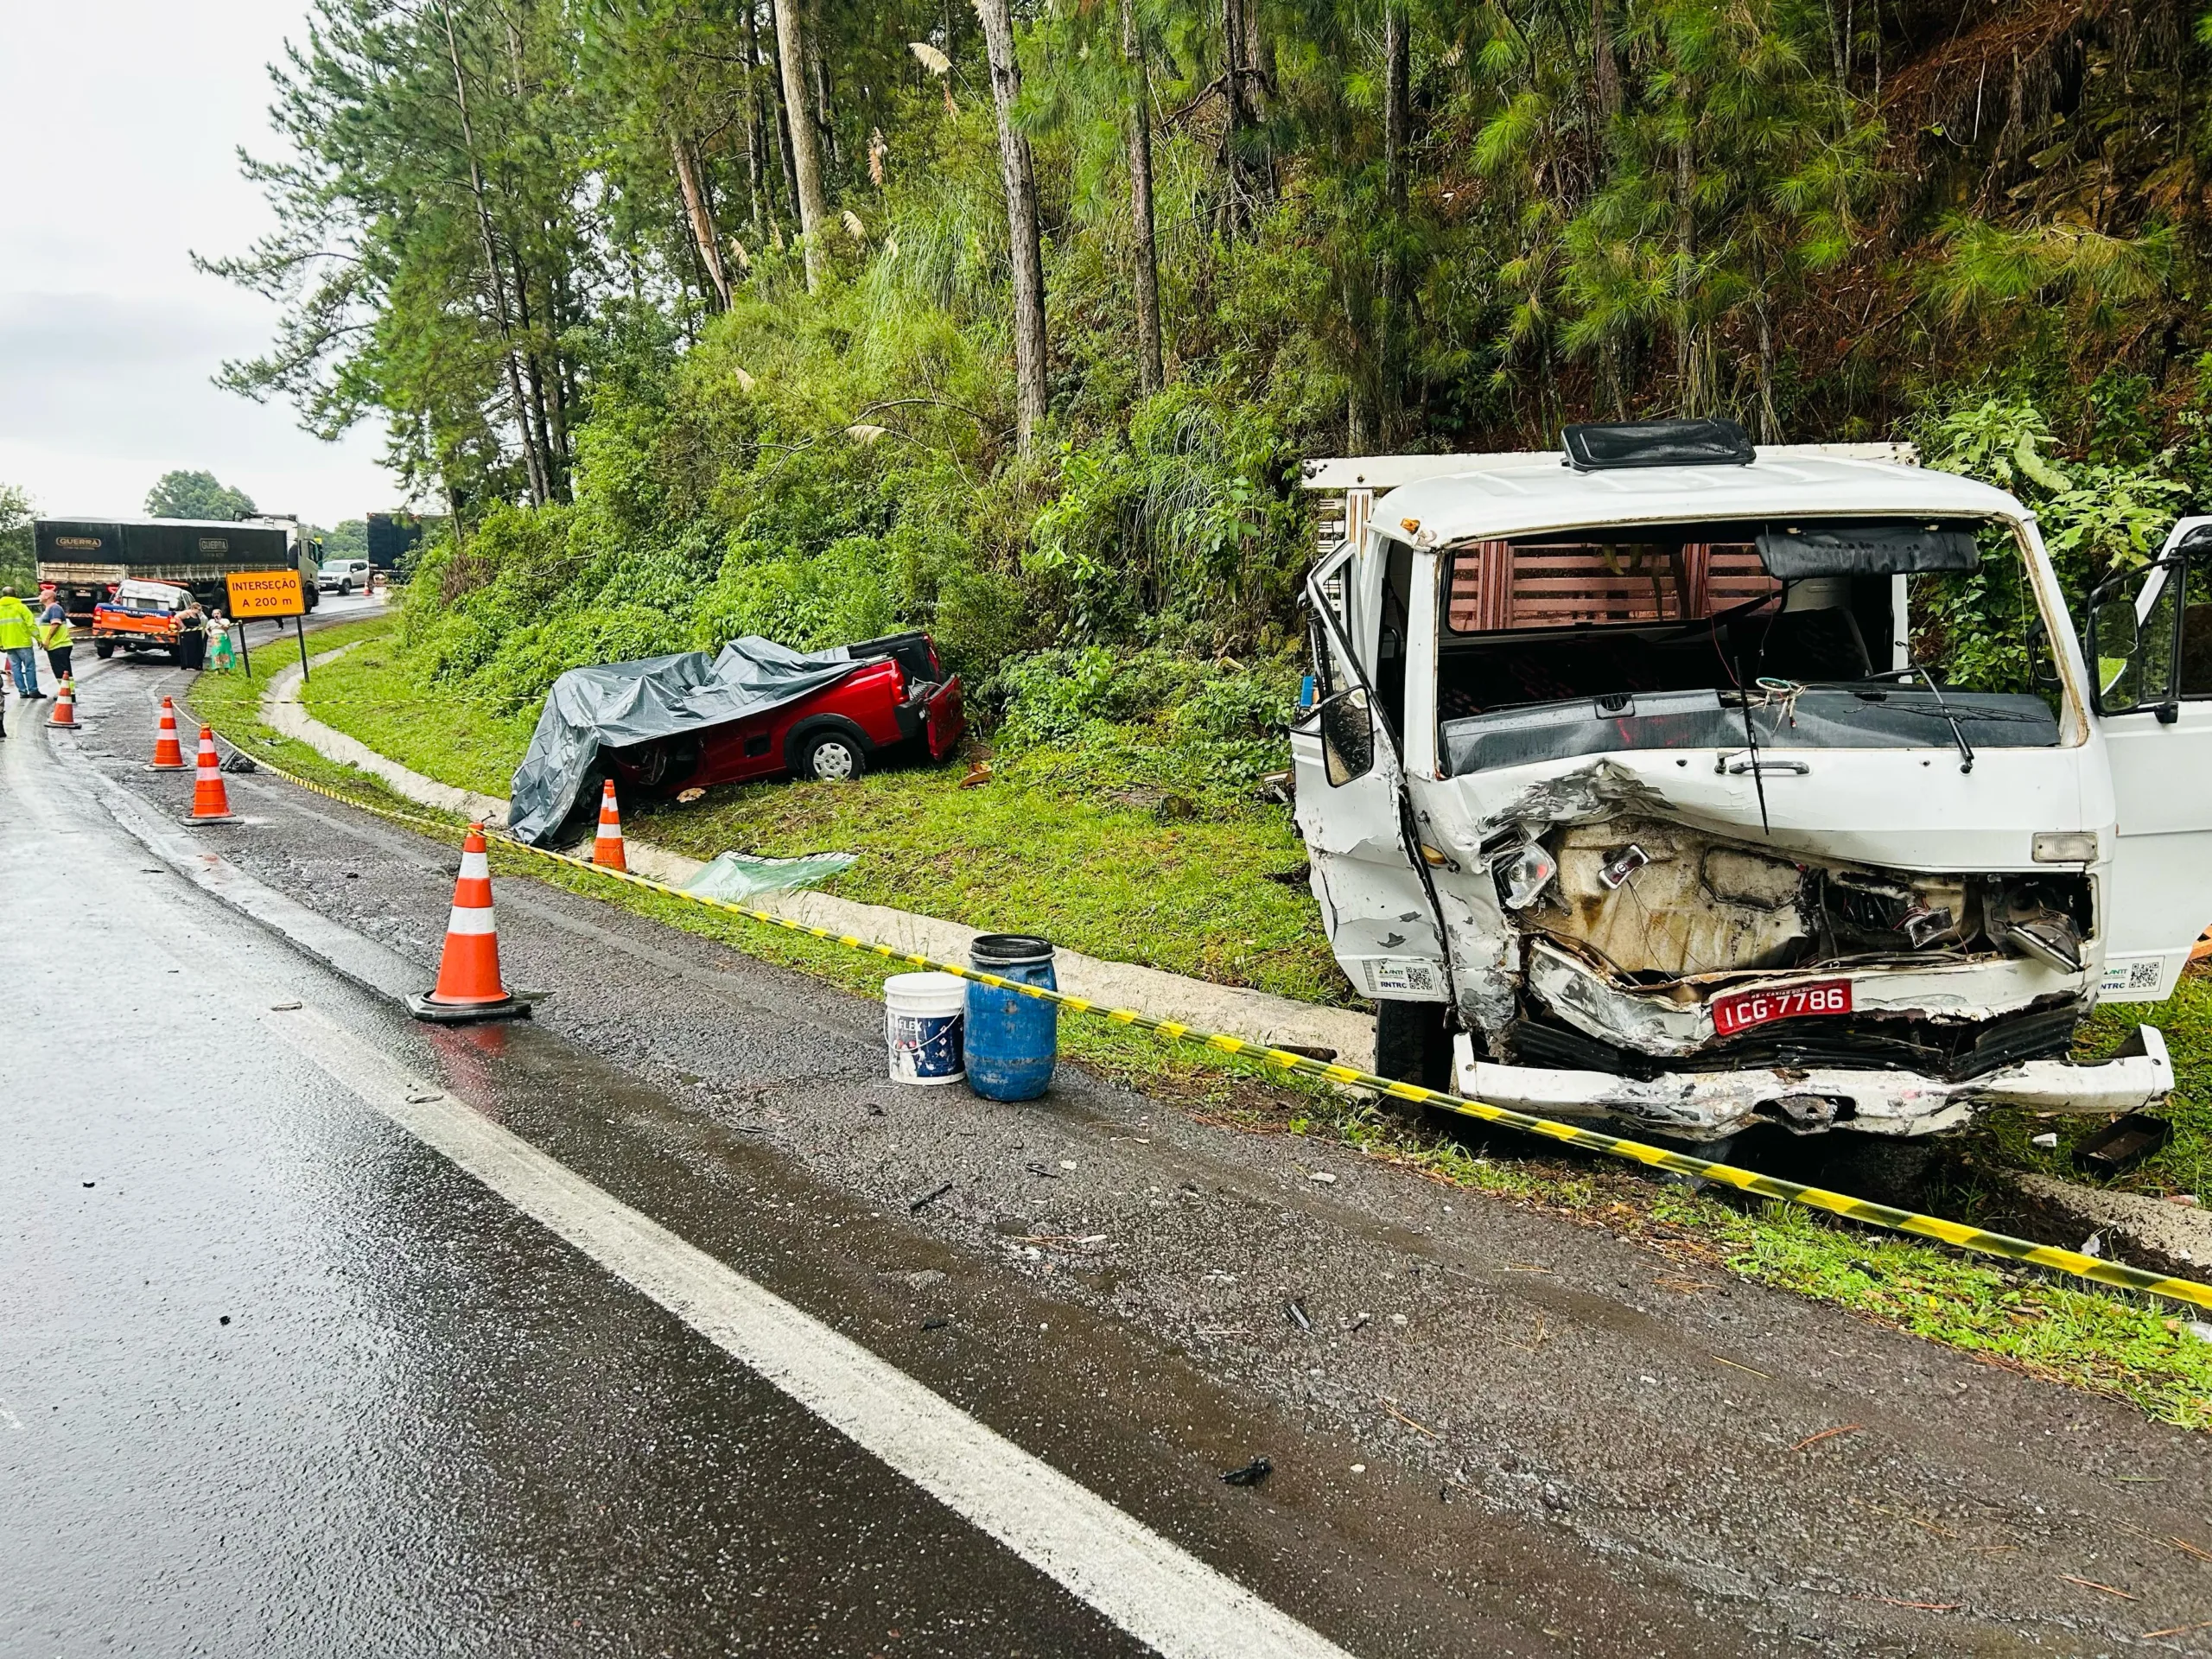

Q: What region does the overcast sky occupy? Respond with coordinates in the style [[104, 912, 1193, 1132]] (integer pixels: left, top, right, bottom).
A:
[[2, 1, 397, 526]]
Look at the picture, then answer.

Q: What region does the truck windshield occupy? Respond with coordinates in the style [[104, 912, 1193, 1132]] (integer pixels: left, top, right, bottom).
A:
[[1434, 518, 2059, 776]]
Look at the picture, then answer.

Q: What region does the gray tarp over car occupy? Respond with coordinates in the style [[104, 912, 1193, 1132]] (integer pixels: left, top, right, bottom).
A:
[[507, 636, 869, 844]]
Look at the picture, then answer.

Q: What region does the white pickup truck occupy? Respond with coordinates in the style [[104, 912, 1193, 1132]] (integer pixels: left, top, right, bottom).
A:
[[1290, 419, 2211, 1143]]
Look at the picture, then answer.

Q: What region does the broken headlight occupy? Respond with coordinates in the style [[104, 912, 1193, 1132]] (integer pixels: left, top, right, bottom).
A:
[[1495, 840, 1558, 910]]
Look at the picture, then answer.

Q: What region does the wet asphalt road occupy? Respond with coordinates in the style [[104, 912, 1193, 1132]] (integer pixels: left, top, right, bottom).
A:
[[2, 695, 1154, 1656], [10, 645, 2212, 1656]]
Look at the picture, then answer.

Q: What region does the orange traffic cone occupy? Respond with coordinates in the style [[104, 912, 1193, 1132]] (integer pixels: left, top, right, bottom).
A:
[[148, 696, 187, 769], [408, 823, 529, 1024], [188, 726, 239, 823], [46, 677, 78, 728], [593, 778, 627, 871]]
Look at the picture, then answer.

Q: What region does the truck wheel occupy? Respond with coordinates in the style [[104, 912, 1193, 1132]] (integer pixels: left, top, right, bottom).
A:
[[94, 641, 115, 660], [1374, 1001, 1454, 1092], [798, 729, 867, 783]]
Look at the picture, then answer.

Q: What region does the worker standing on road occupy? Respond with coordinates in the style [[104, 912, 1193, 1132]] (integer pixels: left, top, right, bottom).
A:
[[36, 593, 73, 686], [175, 597, 208, 671], [0, 587, 41, 699]]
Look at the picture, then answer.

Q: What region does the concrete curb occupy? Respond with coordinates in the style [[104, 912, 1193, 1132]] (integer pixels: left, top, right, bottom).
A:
[[2013, 1173, 2212, 1274], [257, 650, 1378, 1067], [264, 647, 512, 828]]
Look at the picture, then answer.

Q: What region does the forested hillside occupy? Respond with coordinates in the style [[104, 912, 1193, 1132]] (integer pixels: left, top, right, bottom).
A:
[[210, 0, 2212, 715]]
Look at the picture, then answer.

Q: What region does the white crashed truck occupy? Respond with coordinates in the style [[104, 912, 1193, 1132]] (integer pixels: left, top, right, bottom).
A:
[[1289, 419, 2212, 1143]]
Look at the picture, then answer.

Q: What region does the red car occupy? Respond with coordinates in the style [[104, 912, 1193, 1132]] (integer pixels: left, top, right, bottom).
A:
[[602, 631, 964, 794]]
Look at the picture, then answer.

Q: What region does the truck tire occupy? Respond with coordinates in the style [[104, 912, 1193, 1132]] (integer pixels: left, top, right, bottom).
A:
[[94, 641, 115, 660], [793, 725, 868, 783], [1374, 1001, 1454, 1092]]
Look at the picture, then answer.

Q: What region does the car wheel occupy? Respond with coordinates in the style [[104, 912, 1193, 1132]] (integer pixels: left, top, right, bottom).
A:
[[339, 579, 353, 595], [1374, 1000, 1454, 1091], [798, 730, 866, 783]]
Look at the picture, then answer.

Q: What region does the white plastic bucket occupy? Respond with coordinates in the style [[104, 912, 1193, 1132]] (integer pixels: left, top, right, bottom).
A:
[[885, 971, 966, 1085]]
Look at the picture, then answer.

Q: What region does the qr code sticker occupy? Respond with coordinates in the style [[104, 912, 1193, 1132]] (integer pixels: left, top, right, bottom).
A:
[[1370, 959, 1439, 996], [2101, 957, 2164, 993]]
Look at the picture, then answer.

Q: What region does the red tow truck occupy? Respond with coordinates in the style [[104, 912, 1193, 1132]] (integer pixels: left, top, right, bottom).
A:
[[602, 631, 964, 794]]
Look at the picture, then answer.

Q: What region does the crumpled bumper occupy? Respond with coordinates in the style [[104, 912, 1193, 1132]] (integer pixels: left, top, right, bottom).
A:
[[1451, 1024, 2172, 1141]]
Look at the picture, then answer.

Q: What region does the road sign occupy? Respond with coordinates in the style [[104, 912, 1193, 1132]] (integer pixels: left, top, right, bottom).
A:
[[224, 569, 311, 681], [225, 569, 305, 619]]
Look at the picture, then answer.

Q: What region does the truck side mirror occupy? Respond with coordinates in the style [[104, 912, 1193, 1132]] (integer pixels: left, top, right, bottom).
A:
[[1320, 685, 1376, 786], [2087, 594, 2143, 707]]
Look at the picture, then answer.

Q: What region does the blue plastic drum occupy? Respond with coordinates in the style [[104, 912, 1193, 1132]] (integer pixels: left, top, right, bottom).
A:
[[964, 933, 1058, 1101]]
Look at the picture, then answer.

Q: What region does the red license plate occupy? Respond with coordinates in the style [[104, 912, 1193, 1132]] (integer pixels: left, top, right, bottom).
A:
[[1711, 978, 1852, 1036]]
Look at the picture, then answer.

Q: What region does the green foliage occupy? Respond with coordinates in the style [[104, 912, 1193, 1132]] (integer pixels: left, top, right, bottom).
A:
[[0, 482, 33, 591], [1927, 217, 2176, 334], [319, 519, 370, 562], [1029, 386, 1302, 645], [1919, 391, 2190, 690], [145, 469, 256, 521], [991, 645, 1300, 801]]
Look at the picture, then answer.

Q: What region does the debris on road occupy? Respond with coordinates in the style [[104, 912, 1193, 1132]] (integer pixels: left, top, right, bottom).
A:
[[1788, 1424, 1866, 1453], [2075, 1112, 2173, 1176], [907, 1180, 955, 1213], [1285, 1299, 1312, 1332], [2060, 1574, 2138, 1601], [684, 849, 859, 902], [1377, 1398, 1440, 1440], [1220, 1457, 1273, 1487]]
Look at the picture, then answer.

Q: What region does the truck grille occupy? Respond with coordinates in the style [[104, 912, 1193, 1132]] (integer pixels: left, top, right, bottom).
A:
[[1508, 1001, 2082, 1083]]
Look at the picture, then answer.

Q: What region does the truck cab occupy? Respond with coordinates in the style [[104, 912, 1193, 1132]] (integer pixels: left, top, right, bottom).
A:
[[1290, 421, 2207, 1142]]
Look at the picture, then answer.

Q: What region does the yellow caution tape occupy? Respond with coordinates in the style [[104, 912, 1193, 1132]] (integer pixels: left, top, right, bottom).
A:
[[219, 742, 2212, 1315]]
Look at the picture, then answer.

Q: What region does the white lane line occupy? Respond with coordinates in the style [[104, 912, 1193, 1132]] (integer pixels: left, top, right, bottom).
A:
[[257, 1001, 1355, 1659]]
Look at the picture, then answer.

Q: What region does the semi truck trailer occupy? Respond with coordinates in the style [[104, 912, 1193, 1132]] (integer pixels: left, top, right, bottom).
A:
[[35, 516, 320, 628]]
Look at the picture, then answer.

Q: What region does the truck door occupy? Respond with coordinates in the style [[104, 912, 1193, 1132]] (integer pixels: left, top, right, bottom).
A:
[[1290, 542, 1452, 1003], [2087, 517, 2212, 1001]]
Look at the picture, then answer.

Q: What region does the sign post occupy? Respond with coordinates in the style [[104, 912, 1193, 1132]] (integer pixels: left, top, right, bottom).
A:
[[224, 570, 309, 680]]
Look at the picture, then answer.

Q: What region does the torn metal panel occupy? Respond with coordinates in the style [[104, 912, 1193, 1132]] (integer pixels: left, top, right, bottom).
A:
[[1473, 759, 1674, 843], [1526, 941, 1708, 1056], [1524, 936, 2091, 1058], [1452, 1024, 2171, 1142]]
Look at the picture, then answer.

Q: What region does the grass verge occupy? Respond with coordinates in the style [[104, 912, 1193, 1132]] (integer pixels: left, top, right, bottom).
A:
[[194, 622, 2212, 1425], [185, 617, 427, 809], [295, 621, 1346, 1002]]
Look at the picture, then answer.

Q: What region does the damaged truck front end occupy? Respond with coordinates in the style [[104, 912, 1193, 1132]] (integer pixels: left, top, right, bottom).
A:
[[1292, 427, 2212, 1142]]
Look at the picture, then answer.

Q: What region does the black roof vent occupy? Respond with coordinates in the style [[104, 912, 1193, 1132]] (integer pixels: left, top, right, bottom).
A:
[[1561, 418, 1756, 473]]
